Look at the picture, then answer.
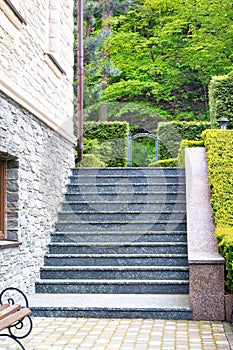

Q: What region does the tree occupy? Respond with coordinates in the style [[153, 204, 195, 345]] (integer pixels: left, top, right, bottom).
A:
[[100, 0, 233, 119], [83, 0, 134, 115]]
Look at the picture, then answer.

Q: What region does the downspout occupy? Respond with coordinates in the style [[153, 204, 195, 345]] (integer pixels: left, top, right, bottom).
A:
[[76, 0, 84, 163]]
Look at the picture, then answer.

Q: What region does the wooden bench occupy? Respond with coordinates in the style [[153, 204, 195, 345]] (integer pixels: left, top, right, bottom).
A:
[[0, 287, 32, 350]]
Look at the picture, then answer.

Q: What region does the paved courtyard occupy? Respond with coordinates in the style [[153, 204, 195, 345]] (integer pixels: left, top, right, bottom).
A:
[[0, 317, 233, 350]]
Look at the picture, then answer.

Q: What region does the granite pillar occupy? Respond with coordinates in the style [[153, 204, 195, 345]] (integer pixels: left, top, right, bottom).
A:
[[185, 148, 225, 321]]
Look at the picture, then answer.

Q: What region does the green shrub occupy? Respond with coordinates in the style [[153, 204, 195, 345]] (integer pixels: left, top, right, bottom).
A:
[[177, 140, 205, 167], [215, 226, 233, 293], [76, 154, 106, 168], [83, 121, 129, 167], [209, 72, 233, 129], [202, 129, 233, 292], [84, 101, 167, 133], [149, 158, 177, 168], [158, 121, 211, 160]]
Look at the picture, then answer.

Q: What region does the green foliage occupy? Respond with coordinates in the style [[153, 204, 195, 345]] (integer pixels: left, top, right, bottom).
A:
[[102, 80, 160, 101], [177, 140, 205, 167], [82, 0, 134, 109], [132, 137, 156, 167], [202, 130, 233, 292], [215, 226, 233, 293], [76, 154, 106, 168], [158, 121, 211, 160], [100, 0, 233, 118], [83, 121, 129, 167], [84, 101, 170, 133], [149, 158, 177, 168], [209, 72, 233, 129]]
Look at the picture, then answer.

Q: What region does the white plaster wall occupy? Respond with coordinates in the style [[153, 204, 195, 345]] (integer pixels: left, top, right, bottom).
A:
[[0, 0, 75, 141]]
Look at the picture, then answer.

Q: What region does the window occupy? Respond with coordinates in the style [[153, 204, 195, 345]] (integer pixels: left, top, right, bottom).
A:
[[0, 162, 6, 240], [0, 0, 26, 29], [44, 0, 66, 78]]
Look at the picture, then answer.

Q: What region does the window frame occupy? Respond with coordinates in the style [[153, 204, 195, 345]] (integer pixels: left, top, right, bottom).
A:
[[0, 0, 27, 29], [0, 161, 6, 240]]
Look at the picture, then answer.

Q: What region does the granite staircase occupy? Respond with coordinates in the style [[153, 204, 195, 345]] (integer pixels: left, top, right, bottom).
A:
[[31, 167, 192, 319]]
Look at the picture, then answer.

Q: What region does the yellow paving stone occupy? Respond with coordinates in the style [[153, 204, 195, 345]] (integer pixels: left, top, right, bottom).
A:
[[1, 317, 233, 349]]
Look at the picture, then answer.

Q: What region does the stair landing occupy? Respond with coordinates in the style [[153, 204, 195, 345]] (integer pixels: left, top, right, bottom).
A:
[[29, 293, 192, 319]]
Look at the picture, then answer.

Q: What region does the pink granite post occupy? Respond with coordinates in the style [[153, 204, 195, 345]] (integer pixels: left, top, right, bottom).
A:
[[185, 148, 225, 320]]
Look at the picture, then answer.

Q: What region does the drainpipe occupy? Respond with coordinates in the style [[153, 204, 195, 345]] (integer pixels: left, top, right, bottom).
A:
[[76, 0, 84, 163]]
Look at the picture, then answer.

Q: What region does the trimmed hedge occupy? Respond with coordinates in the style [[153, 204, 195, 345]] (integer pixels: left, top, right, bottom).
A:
[[202, 130, 233, 292], [76, 154, 106, 168], [83, 121, 129, 167], [209, 72, 233, 129], [177, 140, 205, 167], [148, 158, 177, 168], [158, 121, 211, 160]]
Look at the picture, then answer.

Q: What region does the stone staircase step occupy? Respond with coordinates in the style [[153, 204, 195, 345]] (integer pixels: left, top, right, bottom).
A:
[[29, 293, 192, 319], [69, 174, 185, 184], [44, 253, 188, 266], [65, 183, 186, 194], [35, 279, 189, 294], [64, 193, 186, 202], [61, 202, 186, 211], [57, 211, 186, 222], [51, 231, 188, 243], [48, 242, 187, 255], [71, 167, 185, 177], [35, 167, 191, 319], [40, 266, 189, 280], [55, 221, 187, 232]]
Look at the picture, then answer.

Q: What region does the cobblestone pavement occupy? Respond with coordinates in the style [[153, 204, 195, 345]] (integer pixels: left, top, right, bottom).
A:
[[0, 318, 233, 350]]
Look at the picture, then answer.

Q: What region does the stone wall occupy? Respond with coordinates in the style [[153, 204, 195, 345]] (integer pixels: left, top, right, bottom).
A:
[[0, 92, 74, 293]]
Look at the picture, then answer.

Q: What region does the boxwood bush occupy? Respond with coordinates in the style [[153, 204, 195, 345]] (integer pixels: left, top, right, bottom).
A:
[[83, 121, 129, 167], [202, 130, 233, 292], [148, 158, 177, 168], [209, 72, 233, 129], [76, 154, 106, 168], [158, 121, 211, 160], [177, 140, 205, 167]]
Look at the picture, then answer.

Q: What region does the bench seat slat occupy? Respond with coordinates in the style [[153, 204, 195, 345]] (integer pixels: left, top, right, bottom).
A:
[[0, 308, 31, 331], [0, 304, 21, 320], [0, 304, 10, 312]]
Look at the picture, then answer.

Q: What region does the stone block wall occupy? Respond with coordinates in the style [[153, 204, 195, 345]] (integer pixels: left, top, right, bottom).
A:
[[0, 92, 74, 293]]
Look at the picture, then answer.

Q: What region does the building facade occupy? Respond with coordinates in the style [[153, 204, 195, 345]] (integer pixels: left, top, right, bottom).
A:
[[0, 0, 75, 293]]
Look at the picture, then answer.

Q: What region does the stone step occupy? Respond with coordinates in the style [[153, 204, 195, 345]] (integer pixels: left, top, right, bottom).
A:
[[69, 174, 185, 185], [44, 253, 188, 267], [57, 211, 186, 222], [40, 265, 189, 280], [71, 167, 185, 177], [35, 279, 189, 294], [34, 166, 191, 319], [65, 183, 186, 194], [51, 231, 187, 243], [55, 221, 187, 232], [64, 192, 186, 202], [61, 202, 186, 211], [29, 293, 192, 319], [48, 242, 187, 255]]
